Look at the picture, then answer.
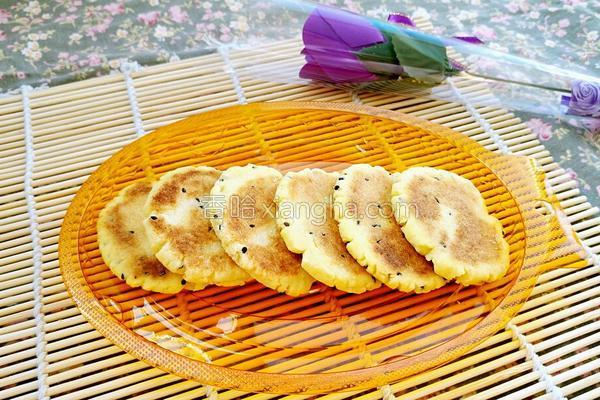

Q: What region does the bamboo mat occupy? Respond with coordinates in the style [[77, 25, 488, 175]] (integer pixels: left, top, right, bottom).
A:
[[1, 17, 600, 400]]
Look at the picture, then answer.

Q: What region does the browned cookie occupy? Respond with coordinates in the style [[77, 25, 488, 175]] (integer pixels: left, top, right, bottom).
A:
[[276, 168, 380, 293], [333, 164, 446, 293], [144, 166, 249, 287], [97, 181, 185, 293], [210, 165, 314, 296], [392, 167, 509, 285]]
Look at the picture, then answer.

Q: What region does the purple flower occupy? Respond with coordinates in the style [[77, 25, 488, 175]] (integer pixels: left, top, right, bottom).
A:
[[387, 13, 415, 27], [566, 81, 600, 117], [299, 6, 383, 83]]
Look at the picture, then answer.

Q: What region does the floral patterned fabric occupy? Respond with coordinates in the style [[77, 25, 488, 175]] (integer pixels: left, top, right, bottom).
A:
[[1, 0, 598, 206]]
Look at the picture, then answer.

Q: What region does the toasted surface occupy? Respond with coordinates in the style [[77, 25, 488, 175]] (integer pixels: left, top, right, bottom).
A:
[[144, 166, 249, 287], [333, 164, 446, 293], [276, 169, 380, 293], [97, 181, 184, 294], [391, 167, 509, 285], [211, 165, 314, 296]]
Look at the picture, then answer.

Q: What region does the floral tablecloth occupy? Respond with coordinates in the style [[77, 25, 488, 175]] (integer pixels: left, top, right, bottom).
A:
[[1, 0, 598, 206]]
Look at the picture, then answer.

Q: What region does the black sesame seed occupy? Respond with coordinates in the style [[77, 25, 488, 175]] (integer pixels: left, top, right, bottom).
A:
[[213, 214, 218, 218], [434, 197, 440, 204], [396, 272, 402, 276], [338, 177, 344, 180], [121, 273, 125, 280], [178, 265, 184, 269], [218, 224, 222, 230], [334, 185, 340, 190], [150, 215, 157, 220], [341, 254, 345, 258], [181, 279, 187, 285], [357, 220, 360, 225], [195, 197, 200, 202], [208, 226, 212, 232], [309, 231, 313, 235], [129, 230, 135, 234], [249, 224, 255, 228], [434, 177, 440, 181], [241, 246, 247, 253], [283, 222, 290, 227], [321, 233, 326, 236], [219, 178, 224, 181], [376, 239, 382, 244], [420, 285, 425, 289], [365, 178, 369, 181], [181, 188, 186, 193], [199, 205, 204, 209]]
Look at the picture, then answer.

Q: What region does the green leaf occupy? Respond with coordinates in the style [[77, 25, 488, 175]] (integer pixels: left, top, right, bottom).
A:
[[391, 29, 453, 83], [355, 40, 396, 65], [366, 19, 459, 84], [355, 29, 400, 78]]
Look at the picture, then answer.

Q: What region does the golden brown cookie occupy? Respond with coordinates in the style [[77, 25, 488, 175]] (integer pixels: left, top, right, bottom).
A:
[[210, 165, 314, 296], [391, 166, 509, 285], [97, 181, 185, 294], [333, 164, 446, 293], [144, 166, 249, 287], [276, 168, 380, 293]]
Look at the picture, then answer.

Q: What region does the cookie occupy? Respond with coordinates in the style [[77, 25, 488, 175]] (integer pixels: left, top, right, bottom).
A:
[[391, 166, 509, 285], [276, 168, 380, 293], [333, 164, 446, 293], [210, 165, 314, 296], [144, 166, 249, 287], [97, 181, 185, 294], [184, 281, 208, 291]]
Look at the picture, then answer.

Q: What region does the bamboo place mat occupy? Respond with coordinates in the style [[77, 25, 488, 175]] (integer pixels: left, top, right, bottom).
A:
[[2, 17, 600, 400]]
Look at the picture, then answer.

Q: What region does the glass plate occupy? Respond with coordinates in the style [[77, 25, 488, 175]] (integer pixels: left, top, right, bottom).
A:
[[59, 102, 586, 394]]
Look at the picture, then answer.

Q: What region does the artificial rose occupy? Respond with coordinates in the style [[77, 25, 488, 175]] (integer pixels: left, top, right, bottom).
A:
[[568, 80, 600, 117]]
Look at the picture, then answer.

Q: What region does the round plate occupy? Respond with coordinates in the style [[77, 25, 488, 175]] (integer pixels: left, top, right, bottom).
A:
[[59, 102, 584, 394]]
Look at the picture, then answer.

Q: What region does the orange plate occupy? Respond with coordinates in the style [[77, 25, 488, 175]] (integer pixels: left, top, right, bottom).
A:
[[59, 102, 586, 394]]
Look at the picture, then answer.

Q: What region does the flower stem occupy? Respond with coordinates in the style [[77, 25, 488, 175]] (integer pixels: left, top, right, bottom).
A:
[[465, 71, 571, 94]]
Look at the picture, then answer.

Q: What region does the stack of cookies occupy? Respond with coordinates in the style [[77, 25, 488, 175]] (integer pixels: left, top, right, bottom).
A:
[[97, 164, 509, 295]]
